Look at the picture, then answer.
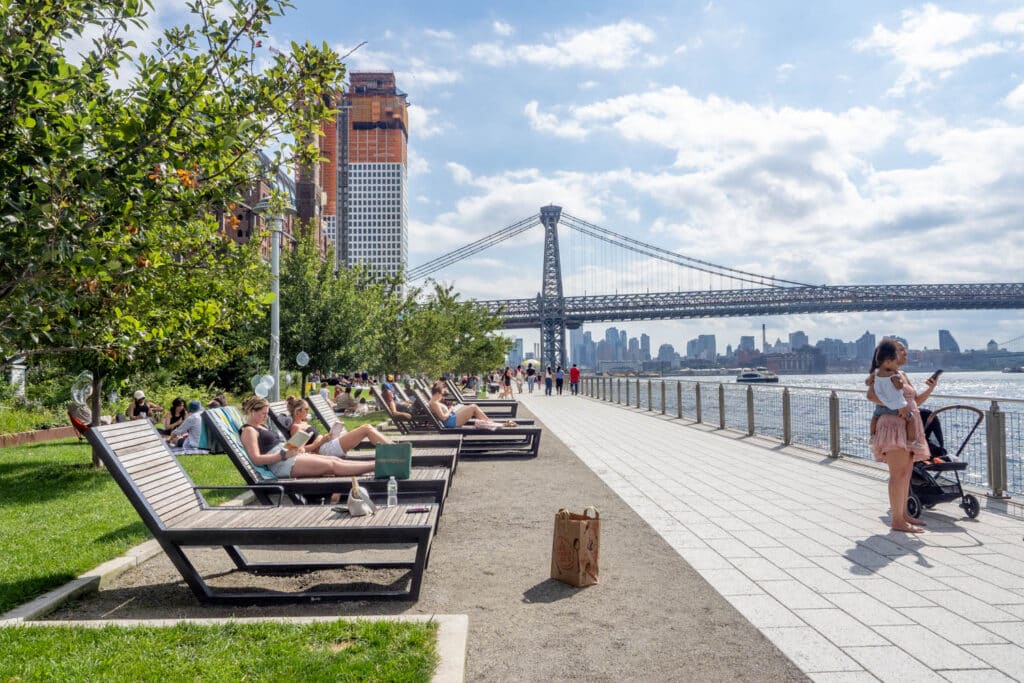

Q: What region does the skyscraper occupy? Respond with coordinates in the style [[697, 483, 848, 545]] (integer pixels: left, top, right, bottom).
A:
[[298, 72, 409, 277], [938, 329, 960, 353]]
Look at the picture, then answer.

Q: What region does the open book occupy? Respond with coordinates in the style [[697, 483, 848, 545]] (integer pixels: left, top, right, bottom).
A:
[[284, 430, 311, 449], [329, 422, 346, 438]]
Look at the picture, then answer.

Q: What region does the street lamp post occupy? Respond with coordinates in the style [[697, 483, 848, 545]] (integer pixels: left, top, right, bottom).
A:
[[253, 197, 296, 402]]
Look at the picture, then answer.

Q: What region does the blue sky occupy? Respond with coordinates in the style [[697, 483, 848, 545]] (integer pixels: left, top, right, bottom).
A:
[[166, 1, 1023, 354]]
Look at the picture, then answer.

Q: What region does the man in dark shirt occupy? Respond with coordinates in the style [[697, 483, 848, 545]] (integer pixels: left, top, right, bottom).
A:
[[526, 365, 537, 393]]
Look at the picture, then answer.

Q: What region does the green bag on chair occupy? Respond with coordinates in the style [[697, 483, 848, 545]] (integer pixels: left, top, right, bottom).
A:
[[375, 443, 412, 479]]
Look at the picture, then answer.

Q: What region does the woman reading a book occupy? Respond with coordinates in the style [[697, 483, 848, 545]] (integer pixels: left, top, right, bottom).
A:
[[428, 383, 493, 427], [239, 396, 374, 478], [285, 396, 394, 457]]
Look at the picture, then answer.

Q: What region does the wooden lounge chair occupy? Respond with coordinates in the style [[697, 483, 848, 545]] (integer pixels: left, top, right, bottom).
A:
[[400, 393, 542, 458], [442, 378, 520, 414], [202, 407, 451, 517], [409, 386, 535, 427], [86, 420, 438, 603], [304, 393, 463, 469]]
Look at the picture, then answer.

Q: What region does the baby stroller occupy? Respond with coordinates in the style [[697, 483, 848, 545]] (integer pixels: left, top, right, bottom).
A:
[[906, 405, 984, 520]]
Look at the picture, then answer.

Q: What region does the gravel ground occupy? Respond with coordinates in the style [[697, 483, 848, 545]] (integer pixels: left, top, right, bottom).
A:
[[46, 406, 806, 682]]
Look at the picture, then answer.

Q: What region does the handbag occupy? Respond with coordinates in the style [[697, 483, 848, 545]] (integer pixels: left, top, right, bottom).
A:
[[374, 443, 412, 480], [346, 477, 377, 517], [550, 507, 600, 587]]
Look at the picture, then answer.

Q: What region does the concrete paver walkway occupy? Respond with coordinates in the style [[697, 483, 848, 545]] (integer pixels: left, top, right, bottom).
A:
[[518, 390, 1024, 682]]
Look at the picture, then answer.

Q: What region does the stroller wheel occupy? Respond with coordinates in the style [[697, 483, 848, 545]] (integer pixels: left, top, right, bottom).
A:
[[906, 493, 922, 520], [962, 494, 980, 519]]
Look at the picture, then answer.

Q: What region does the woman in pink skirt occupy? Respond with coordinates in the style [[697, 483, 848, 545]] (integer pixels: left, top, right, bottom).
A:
[[867, 339, 940, 533]]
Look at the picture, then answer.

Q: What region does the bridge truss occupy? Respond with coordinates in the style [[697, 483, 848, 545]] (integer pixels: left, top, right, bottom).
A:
[[408, 206, 1024, 367]]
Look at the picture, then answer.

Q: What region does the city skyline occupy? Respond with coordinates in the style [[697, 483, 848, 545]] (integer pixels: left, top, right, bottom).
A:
[[138, 2, 1023, 349]]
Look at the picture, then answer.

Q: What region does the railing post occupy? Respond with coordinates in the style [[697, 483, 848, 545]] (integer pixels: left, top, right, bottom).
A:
[[660, 381, 666, 415], [695, 383, 702, 424], [828, 390, 840, 457], [607, 377, 612, 402], [636, 379, 641, 409], [647, 380, 653, 412], [676, 382, 682, 419], [746, 385, 755, 436], [986, 401, 1009, 499], [718, 384, 725, 429], [782, 388, 792, 445], [624, 378, 628, 406]]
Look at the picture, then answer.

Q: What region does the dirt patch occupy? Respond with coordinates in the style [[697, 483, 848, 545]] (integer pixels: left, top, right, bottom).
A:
[[45, 406, 806, 682]]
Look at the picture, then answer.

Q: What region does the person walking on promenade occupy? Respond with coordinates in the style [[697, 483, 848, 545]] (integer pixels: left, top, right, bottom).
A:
[[515, 365, 524, 394], [866, 339, 939, 533], [555, 366, 565, 395], [569, 364, 581, 395], [544, 366, 553, 396], [526, 364, 536, 393]]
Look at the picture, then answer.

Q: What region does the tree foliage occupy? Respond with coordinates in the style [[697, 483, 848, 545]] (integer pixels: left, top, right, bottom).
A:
[[278, 228, 383, 379], [0, 0, 346, 433], [399, 283, 511, 379]]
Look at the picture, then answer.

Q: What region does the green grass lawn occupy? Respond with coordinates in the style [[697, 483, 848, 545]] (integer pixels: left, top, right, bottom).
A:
[[0, 619, 437, 682], [0, 439, 244, 614], [0, 414, 394, 614]]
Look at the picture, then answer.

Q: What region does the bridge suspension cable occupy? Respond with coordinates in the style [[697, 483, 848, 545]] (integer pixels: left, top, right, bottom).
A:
[[406, 214, 541, 281], [559, 212, 814, 288]]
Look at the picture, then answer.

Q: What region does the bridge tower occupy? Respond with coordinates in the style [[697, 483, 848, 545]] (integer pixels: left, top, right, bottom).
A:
[[538, 205, 567, 368]]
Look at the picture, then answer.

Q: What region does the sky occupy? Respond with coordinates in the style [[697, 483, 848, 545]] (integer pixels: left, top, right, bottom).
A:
[[157, 1, 1022, 354]]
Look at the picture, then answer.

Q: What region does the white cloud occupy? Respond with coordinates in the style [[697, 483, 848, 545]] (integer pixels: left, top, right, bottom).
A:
[[524, 101, 589, 140], [493, 20, 514, 37], [854, 4, 1007, 96], [579, 80, 600, 90], [776, 63, 795, 83], [408, 106, 448, 138], [407, 148, 430, 176], [424, 29, 455, 40], [446, 162, 473, 185], [1005, 82, 1024, 110], [339, 45, 461, 89], [993, 8, 1024, 34], [424, 86, 1024, 292], [469, 20, 657, 70], [468, 42, 515, 67]]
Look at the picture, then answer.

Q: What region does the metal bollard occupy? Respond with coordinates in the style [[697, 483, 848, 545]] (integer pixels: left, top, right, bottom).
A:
[[746, 385, 754, 436], [695, 383, 703, 424], [828, 391, 840, 457], [676, 382, 682, 419], [782, 388, 792, 445], [718, 384, 725, 429], [986, 401, 1009, 498]]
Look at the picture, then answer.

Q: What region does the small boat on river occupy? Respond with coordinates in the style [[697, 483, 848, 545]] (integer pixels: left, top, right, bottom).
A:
[[736, 367, 779, 383]]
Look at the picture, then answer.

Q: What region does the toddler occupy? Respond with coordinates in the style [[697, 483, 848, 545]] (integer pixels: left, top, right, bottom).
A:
[[871, 356, 922, 449]]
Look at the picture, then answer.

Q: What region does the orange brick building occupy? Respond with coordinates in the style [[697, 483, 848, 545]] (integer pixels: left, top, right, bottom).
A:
[[297, 71, 409, 276]]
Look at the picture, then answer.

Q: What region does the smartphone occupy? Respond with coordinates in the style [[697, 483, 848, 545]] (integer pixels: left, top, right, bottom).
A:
[[405, 505, 431, 513], [928, 369, 944, 382]]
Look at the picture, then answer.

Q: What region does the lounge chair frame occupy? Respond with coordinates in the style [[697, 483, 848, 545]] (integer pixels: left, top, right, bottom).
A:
[[87, 420, 437, 603], [202, 407, 451, 517]]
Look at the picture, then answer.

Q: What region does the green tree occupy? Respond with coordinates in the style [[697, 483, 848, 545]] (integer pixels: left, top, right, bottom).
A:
[[278, 229, 383, 386], [0, 0, 346, 454], [401, 283, 511, 378]]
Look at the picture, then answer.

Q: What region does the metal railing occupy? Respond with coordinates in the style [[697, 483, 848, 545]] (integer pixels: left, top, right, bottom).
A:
[[582, 377, 1023, 498]]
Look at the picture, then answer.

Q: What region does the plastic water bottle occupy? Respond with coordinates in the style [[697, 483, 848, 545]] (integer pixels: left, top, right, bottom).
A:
[[387, 476, 398, 507]]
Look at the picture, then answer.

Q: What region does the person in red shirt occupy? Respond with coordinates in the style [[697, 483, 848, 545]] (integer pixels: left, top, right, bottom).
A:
[[569, 364, 581, 396]]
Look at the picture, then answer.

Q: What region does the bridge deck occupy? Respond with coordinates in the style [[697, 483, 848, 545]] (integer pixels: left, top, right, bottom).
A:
[[520, 390, 1024, 681]]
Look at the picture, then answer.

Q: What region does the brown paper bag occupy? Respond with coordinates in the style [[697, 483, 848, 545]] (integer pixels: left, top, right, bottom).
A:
[[550, 507, 600, 587]]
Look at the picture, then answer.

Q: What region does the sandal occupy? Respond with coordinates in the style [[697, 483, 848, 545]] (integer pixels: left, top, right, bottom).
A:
[[503, 420, 518, 428]]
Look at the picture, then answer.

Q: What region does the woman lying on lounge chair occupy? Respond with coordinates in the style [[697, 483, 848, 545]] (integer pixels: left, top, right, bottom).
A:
[[239, 396, 374, 478], [285, 396, 393, 457], [428, 383, 494, 427]]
